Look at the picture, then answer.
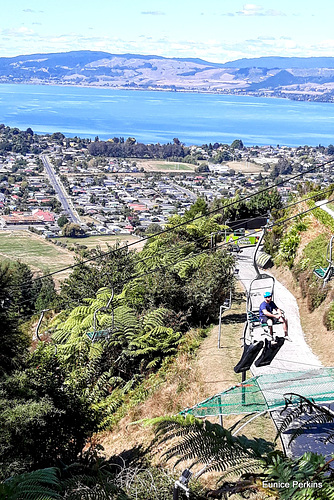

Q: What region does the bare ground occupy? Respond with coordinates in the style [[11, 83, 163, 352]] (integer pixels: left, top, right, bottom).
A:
[[224, 160, 263, 174]]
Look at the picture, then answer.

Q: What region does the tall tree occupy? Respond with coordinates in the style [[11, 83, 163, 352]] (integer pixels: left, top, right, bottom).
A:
[[0, 262, 30, 376]]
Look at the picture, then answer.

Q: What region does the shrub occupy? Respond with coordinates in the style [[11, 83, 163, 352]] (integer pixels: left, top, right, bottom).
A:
[[323, 300, 334, 330], [307, 280, 328, 312], [276, 226, 302, 268]]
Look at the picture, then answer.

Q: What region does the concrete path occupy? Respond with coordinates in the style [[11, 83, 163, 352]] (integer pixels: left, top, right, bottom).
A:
[[236, 246, 334, 457], [237, 247, 322, 375], [315, 199, 334, 218]]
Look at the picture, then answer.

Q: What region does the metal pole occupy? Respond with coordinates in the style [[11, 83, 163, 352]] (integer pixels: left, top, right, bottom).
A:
[[242, 370, 246, 404], [253, 228, 265, 278], [218, 395, 223, 426], [218, 305, 223, 349]]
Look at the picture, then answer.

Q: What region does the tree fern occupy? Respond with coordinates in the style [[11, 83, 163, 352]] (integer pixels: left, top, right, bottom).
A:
[[0, 467, 62, 499], [149, 415, 265, 476], [174, 253, 209, 278]]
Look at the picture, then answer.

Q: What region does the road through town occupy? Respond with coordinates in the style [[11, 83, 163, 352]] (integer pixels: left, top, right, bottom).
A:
[[41, 154, 80, 224]]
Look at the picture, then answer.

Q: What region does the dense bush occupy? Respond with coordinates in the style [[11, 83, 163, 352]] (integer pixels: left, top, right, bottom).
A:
[[276, 224, 303, 268], [323, 300, 334, 330]]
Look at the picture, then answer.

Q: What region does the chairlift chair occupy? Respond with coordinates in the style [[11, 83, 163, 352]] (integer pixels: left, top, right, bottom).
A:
[[246, 273, 275, 335], [86, 288, 115, 342], [246, 273, 286, 339], [227, 242, 242, 253], [313, 235, 334, 285]]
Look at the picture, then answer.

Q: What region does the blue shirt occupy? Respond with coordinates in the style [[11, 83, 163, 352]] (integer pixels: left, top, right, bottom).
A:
[[259, 300, 277, 322]]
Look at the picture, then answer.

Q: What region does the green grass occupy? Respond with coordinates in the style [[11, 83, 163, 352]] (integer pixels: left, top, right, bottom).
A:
[[0, 231, 74, 275], [303, 234, 330, 269]]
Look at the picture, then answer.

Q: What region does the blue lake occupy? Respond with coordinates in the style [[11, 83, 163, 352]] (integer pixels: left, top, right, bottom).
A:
[[0, 84, 334, 147]]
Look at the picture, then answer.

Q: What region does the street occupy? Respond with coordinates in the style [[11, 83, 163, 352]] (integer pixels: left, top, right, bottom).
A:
[[41, 154, 80, 224]]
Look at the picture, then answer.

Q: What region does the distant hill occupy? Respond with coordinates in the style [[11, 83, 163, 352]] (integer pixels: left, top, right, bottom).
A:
[[1, 50, 334, 101], [223, 56, 334, 69]]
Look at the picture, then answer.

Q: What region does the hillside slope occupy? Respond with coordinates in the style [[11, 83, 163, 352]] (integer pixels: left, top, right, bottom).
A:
[[2, 51, 334, 99]]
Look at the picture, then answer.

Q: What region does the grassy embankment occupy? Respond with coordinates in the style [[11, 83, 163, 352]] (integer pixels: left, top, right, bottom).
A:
[[270, 201, 334, 366]]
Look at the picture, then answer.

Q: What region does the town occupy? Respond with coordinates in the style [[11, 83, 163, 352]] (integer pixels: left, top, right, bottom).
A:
[[0, 125, 333, 238]]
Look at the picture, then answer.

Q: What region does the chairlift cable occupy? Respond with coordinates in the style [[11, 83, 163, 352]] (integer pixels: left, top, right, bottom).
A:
[[7, 183, 334, 292]]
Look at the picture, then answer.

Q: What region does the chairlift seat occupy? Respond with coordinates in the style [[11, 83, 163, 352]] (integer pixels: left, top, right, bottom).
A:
[[313, 236, 334, 283], [86, 329, 110, 341], [247, 310, 282, 331], [313, 267, 329, 279]]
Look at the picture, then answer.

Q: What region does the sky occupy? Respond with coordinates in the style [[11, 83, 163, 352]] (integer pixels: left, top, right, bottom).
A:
[[0, 0, 333, 63]]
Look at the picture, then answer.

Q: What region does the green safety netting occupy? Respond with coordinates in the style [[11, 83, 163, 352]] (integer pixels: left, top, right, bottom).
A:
[[180, 367, 334, 417]]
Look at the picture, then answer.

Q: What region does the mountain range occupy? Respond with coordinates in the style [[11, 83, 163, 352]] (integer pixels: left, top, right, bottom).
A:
[[2, 51, 334, 101]]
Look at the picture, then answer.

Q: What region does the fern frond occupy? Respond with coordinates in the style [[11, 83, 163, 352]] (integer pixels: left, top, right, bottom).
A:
[[148, 415, 264, 478]]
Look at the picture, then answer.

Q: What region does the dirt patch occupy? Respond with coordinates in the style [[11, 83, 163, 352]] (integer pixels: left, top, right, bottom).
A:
[[225, 160, 263, 174]]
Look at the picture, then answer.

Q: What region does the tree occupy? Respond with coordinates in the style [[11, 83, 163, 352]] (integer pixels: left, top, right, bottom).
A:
[[146, 223, 163, 235], [150, 413, 334, 499], [60, 243, 136, 304], [195, 163, 209, 173], [231, 139, 244, 149], [0, 352, 99, 476], [57, 215, 69, 228], [184, 197, 208, 219], [62, 223, 86, 238], [34, 276, 58, 311], [9, 261, 37, 318], [0, 262, 30, 376]]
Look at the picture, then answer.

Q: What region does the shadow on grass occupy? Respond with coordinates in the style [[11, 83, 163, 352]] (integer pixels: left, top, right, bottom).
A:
[[221, 312, 247, 325]]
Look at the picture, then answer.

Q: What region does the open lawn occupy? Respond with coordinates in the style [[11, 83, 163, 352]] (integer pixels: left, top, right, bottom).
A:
[[135, 159, 196, 172], [0, 230, 75, 282]]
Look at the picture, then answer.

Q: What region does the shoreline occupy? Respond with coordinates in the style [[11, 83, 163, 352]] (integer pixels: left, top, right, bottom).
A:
[[0, 80, 332, 104]]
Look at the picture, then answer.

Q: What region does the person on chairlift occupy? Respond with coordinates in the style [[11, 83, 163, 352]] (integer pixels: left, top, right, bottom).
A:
[[259, 291, 291, 341]]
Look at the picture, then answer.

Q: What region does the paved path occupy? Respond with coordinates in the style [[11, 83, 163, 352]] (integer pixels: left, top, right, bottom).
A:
[[237, 247, 322, 375], [236, 246, 334, 457], [315, 199, 334, 218]]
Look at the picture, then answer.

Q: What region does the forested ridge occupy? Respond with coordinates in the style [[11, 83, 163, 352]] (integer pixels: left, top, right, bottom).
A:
[[1, 191, 334, 499]]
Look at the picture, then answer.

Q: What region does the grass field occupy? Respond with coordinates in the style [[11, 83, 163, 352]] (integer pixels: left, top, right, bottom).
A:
[[154, 163, 193, 171], [55, 234, 145, 252], [0, 230, 74, 281], [135, 159, 196, 172]]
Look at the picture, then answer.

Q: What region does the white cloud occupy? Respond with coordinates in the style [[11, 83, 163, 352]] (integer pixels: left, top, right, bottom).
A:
[[0, 26, 35, 37], [141, 11, 165, 16], [224, 4, 286, 17]]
